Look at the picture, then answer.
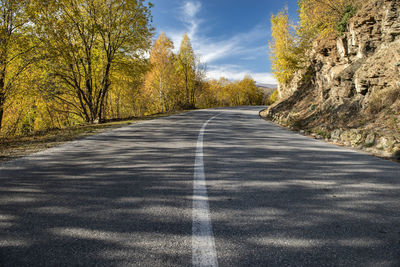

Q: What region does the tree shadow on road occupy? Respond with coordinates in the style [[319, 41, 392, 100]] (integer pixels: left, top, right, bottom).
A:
[[204, 109, 400, 266], [0, 111, 214, 266], [0, 107, 399, 266]]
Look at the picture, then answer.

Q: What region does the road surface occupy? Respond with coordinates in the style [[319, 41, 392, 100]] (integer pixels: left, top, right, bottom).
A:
[[1, 107, 399, 266]]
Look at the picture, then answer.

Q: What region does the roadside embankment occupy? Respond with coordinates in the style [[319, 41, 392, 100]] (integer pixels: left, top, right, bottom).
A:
[[262, 0, 400, 162]]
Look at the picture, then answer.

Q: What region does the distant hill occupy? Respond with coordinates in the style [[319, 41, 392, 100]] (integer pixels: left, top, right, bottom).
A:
[[256, 83, 277, 98], [256, 83, 277, 89]]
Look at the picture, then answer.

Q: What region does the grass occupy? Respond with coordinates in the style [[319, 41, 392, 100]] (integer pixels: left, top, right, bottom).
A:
[[0, 110, 188, 163]]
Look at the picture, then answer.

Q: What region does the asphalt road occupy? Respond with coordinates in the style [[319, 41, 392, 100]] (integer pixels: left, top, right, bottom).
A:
[[1, 106, 400, 266]]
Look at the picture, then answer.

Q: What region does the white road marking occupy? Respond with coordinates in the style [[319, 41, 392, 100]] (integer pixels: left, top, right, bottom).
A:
[[192, 115, 219, 267]]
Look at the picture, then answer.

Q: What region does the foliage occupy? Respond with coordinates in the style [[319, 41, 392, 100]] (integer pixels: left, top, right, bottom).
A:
[[197, 76, 264, 108], [142, 33, 206, 113], [267, 90, 279, 105], [0, 0, 38, 131], [337, 5, 357, 34], [298, 0, 360, 37], [177, 33, 197, 108], [144, 33, 175, 113], [30, 0, 153, 123], [1, 2, 265, 139], [269, 8, 301, 85], [269, 0, 360, 89]]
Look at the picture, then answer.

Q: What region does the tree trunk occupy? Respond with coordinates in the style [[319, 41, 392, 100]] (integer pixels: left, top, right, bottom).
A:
[[97, 62, 112, 123], [0, 70, 5, 131], [159, 76, 164, 113], [191, 86, 196, 108], [185, 73, 189, 107], [86, 80, 96, 123], [116, 92, 120, 119], [0, 97, 4, 131], [97, 83, 110, 123]]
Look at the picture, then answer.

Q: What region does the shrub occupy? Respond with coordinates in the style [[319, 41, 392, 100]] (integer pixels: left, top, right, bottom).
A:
[[268, 90, 279, 104], [337, 5, 357, 34], [369, 87, 400, 114]]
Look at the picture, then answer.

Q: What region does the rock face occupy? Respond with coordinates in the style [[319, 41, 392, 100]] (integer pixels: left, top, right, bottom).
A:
[[266, 0, 400, 156]]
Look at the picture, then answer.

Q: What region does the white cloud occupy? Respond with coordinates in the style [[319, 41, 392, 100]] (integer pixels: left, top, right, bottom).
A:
[[180, 1, 202, 40], [195, 24, 268, 64], [166, 1, 268, 64], [157, 1, 274, 84], [163, 1, 201, 52], [206, 65, 277, 85], [251, 73, 277, 85], [182, 1, 201, 19], [198, 40, 237, 63]]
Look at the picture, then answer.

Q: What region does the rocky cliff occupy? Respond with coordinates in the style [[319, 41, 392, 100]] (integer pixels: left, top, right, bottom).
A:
[[264, 0, 400, 159]]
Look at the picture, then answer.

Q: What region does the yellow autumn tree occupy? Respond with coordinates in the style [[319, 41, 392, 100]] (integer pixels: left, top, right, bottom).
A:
[[0, 0, 156, 137], [177, 33, 196, 108], [237, 75, 264, 105], [144, 33, 175, 113], [197, 76, 264, 108], [270, 0, 361, 86], [269, 8, 301, 84], [31, 0, 153, 123], [0, 0, 39, 132], [197, 79, 220, 108], [105, 55, 149, 119], [298, 0, 360, 37]]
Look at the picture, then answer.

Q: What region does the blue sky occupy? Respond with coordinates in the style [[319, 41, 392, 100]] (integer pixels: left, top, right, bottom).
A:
[[150, 0, 299, 85]]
